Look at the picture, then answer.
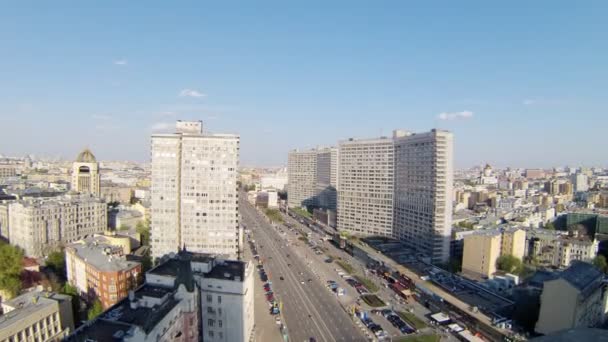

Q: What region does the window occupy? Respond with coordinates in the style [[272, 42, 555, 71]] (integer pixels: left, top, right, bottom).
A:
[[208, 319, 214, 327], [207, 294, 212, 302], [207, 307, 213, 313], [219, 332, 223, 339], [218, 308, 222, 315], [217, 295, 221, 304], [208, 330, 214, 338], [219, 320, 223, 328]]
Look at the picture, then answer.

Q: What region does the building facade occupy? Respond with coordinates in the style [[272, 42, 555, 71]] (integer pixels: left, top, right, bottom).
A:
[[151, 121, 240, 259], [338, 137, 395, 237], [8, 194, 107, 257], [66, 237, 142, 309], [536, 261, 608, 335], [0, 287, 75, 342], [71, 149, 100, 195], [67, 251, 253, 342], [462, 228, 526, 278], [287, 149, 318, 209], [393, 129, 453, 263]]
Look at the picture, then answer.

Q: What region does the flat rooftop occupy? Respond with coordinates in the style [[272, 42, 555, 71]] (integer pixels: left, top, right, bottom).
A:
[[68, 240, 140, 272], [205, 260, 245, 281]]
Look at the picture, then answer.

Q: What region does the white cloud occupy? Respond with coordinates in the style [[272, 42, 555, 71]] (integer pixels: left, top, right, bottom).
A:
[[179, 89, 206, 98], [437, 110, 474, 121], [150, 122, 173, 131], [114, 59, 128, 66], [91, 114, 111, 120]]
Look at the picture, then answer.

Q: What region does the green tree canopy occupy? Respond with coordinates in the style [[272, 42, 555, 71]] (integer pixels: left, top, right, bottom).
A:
[[46, 250, 66, 278], [544, 222, 555, 230], [496, 254, 523, 275], [136, 221, 150, 246], [87, 299, 104, 320], [0, 243, 24, 299], [593, 255, 608, 273]]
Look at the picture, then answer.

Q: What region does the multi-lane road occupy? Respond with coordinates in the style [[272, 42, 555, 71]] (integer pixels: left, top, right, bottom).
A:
[[240, 198, 366, 342]]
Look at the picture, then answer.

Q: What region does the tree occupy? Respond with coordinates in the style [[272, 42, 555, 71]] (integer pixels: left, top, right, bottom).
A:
[[87, 299, 104, 320], [62, 283, 83, 324], [136, 221, 150, 246], [544, 222, 555, 230], [593, 255, 608, 273], [141, 250, 152, 272], [0, 243, 24, 299], [496, 255, 523, 275], [46, 250, 66, 278]]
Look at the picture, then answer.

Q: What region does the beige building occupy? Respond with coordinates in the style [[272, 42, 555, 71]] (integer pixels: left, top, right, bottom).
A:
[[462, 228, 526, 278], [536, 261, 608, 335], [151, 121, 239, 259], [0, 202, 8, 240], [8, 194, 107, 257], [100, 182, 133, 204], [0, 287, 75, 342], [287, 149, 319, 209], [71, 149, 100, 195]]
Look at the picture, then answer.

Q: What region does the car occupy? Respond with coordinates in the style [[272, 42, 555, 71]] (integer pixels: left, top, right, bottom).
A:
[[300, 281, 305, 284], [381, 309, 393, 317], [287, 263, 291, 267], [279, 276, 284, 280], [308, 279, 312, 282]]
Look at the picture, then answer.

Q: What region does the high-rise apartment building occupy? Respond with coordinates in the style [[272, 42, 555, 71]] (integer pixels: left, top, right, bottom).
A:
[[8, 194, 107, 257], [287, 149, 318, 209], [393, 130, 454, 263], [573, 173, 589, 192], [71, 149, 100, 195], [337, 129, 453, 263], [151, 121, 239, 259], [315, 147, 338, 210], [338, 137, 395, 237]]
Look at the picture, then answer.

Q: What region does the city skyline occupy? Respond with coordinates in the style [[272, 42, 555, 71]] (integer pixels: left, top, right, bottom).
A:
[[1, 2, 607, 168]]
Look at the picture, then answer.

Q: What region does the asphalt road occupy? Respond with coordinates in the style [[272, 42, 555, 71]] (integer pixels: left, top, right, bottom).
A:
[[240, 199, 366, 342]]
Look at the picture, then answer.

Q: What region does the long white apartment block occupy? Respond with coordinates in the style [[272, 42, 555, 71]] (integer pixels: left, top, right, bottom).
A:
[[151, 121, 239, 259], [337, 137, 395, 237], [287, 149, 318, 208], [337, 129, 453, 263]]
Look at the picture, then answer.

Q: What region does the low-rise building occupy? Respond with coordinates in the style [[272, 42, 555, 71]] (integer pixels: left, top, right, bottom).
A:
[[66, 251, 254, 342], [0, 286, 75, 342], [462, 227, 526, 279], [8, 194, 107, 257], [66, 238, 142, 309], [535, 261, 608, 335], [100, 181, 133, 204]]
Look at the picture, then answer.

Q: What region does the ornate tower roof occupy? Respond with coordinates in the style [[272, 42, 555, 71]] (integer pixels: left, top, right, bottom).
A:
[[76, 148, 97, 163]]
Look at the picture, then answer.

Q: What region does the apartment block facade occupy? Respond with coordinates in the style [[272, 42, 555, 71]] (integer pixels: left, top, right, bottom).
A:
[[151, 121, 240, 259], [66, 237, 142, 309], [8, 194, 107, 257], [287, 149, 318, 209], [393, 130, 453, 263], [67, 251, 253, 342], [338, 137, 395, 237], [0, 287, 75, 342], [462, 228, 526, 278]]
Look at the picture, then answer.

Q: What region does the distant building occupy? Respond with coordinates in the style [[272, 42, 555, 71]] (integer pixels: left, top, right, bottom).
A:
[[151, 120, 239, 259], [260, 175, 288, 191], [8, 194, 107, 257], [287, 149, 319, 209], [71, 148, 100, 195], [573, 173, 589, 192], [462, 228, 526, 279], [287, 147, 337, 211], [109, 208, 144, 230], [0, 286, 75, 342], [479, 164, 498, 185], [535, 261, 608, 335], [66, 251, 253, 342], [66, 237, 142, 309], [526, 169, 545, 180], [100, 182, 133, 204]]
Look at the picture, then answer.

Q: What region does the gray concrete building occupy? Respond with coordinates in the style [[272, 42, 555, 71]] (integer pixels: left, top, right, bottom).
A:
[[0, 287, 75, 342], [151, 120, 240, 259], [287, 147, 338, 210], [8, 194, 107, 257]]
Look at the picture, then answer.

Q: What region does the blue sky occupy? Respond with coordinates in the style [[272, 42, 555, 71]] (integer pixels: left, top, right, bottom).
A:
[[0, 2, 606, 168]]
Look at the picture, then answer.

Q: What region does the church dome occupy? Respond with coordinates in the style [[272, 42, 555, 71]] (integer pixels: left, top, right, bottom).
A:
[[76, 148, 97, 163]]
